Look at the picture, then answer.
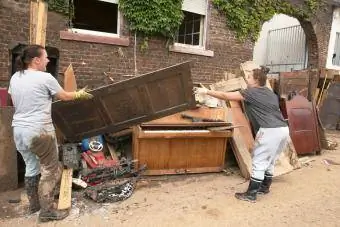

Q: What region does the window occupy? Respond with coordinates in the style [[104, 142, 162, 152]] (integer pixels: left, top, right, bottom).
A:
[[176, 0, 207, 47], [72, 0, 119, 36], [332, 32, 340, 66], [176, 12, 204, 46]]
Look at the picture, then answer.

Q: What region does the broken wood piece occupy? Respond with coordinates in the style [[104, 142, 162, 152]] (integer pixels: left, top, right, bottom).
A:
[[64, 64, 77, 92], [274, 137, 300, 177], [314, 88, 320, 103], [207, 125, 243, 131], [209, 77, 247, 92], [58, 168, 73, 210], [230, 130, 252, 179], [229, 101, 254, 152], [107, 143, 119, 160], [72, 178, 87, 189]]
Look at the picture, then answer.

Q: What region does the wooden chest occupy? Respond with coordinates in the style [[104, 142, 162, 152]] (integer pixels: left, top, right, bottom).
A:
[[132, 107, 232, 175]]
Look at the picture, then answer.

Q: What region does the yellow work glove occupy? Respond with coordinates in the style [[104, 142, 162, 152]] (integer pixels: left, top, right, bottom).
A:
[[74, 86, 94, 100]]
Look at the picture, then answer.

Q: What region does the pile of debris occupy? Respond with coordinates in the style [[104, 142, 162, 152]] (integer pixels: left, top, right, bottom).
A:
[[59, 132, 146, 208]]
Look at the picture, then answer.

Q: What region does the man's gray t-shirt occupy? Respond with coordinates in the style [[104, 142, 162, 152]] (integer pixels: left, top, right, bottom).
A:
[[240, 87, 287, 133], [8, 70, 63, 131]]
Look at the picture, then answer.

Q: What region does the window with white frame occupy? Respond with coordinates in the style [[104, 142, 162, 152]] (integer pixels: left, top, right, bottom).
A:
[[176, 0, 207, 47], [332, 32, 340, 66], [176, 12, 204, 46], [72, 0, 119, 36]]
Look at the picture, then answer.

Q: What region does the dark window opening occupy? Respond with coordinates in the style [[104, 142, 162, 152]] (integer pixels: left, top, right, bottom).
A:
[[176, 11, 203, 46], [10, 44, 59, 78], [72, 0, 118, 34]]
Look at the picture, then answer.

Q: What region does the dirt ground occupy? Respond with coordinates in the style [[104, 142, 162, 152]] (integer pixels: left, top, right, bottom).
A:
[[1, 132, 340, 227]]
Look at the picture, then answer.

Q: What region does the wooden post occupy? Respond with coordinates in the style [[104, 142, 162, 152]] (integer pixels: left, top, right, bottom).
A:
[[29, 0, 48, 46]]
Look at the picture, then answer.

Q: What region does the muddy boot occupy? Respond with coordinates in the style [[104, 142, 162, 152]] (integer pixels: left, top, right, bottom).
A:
[[25, 174, 41, 214], [235, 177, 262, 202], [39, 209, 69, 222], [258, 173, 273, 195]]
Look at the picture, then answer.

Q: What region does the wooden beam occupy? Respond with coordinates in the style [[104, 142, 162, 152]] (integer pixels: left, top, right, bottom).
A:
[[58, 168, 73, 210], [30, 0, 48, 46]]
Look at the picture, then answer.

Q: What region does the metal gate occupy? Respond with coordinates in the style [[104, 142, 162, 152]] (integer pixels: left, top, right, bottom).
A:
[[266, 25, 308, 73], [332, 32, 340, 66]]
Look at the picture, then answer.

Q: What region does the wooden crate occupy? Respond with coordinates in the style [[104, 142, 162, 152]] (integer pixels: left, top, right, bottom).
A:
[[133, 126, 232, 175]]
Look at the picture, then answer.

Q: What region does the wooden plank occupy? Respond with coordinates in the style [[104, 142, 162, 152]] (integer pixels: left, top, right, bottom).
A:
[[231, 130, 251, 179], [107, 143, 119, 160], [314, 88, 320, 103], [229, 101, 254, 152], [273, 137, 299, 177], [143, 107, 228, 125], [64, 64, 77, 92], [218, 101, 252, 179], [142, 122, 231, 128], [29, 0, 47, 46], [137, 130, 232, 138], [144, 167, 224, 175], [207, 125, 243, 131], [58, 168, 73, 210], [209, 77, 247, 92]]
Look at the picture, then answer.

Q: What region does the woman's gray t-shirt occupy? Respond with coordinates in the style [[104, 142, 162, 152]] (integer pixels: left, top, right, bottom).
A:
[[8, 70, 63, 131], [240, 87, 287, 132]]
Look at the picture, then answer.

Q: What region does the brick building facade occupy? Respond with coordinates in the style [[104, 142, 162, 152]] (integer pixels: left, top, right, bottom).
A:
[[0, 0, 337, 88]]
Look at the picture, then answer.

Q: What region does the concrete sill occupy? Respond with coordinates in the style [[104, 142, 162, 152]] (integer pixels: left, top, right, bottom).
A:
[[169, 44, 214, 57], [60, 31, 130, 46]]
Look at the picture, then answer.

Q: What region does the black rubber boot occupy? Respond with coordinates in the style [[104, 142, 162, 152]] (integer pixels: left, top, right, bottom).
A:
[[258, 173, 273, 195], [39, 209, 69, 223], [235, 177, 262, 202], [24, 174, 41, 214]]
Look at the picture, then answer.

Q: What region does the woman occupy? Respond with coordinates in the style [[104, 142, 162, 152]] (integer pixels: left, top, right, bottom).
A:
[[193, 66, 289, 202], [8, 45, 92, 222]]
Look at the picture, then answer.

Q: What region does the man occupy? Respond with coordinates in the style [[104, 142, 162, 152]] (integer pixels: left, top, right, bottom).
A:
[[8, 45, 92, 222], [194, 64, 289, 202]]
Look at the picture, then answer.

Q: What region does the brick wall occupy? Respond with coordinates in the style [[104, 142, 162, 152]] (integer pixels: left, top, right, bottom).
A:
[[46, 0, 254, 89], [289, 0, 334, 69], [0, 0, 336, 88], [0, 0, 29, 86]]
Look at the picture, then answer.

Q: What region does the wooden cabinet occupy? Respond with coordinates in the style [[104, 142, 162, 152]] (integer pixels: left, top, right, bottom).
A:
[[132, 107, 232, 175], [133, 126, 231, 175]]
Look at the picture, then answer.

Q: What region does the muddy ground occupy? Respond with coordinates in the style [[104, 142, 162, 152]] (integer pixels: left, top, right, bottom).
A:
[[1, 131, 340, 227]]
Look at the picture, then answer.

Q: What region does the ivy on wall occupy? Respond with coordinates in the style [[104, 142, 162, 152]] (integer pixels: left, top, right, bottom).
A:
[[118, 0, 184, 39], [46, 0, 72, 16], [212, 0, 323, 42], [45, 0, 322, 43]]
